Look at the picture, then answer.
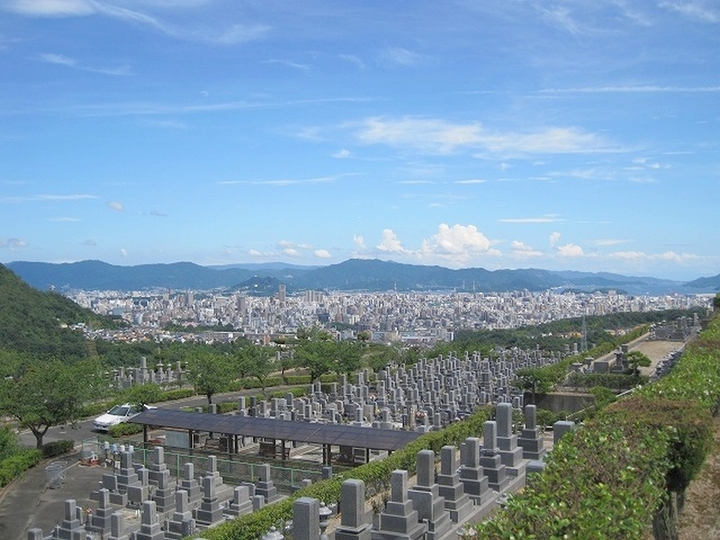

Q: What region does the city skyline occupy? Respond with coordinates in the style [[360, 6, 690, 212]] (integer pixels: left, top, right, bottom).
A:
[[1, 1, 719, 281]]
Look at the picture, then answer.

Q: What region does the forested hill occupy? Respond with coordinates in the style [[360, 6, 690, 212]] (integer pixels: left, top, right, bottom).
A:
[[0, 264, 121, 359]]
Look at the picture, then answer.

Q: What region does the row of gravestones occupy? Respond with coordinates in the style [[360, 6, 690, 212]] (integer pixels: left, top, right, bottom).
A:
[[239, 350, 560, 435], [27, 404, 577, 540], [27, 447, 283, 540]]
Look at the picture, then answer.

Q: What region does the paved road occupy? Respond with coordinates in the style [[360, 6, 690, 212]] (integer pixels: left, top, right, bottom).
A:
[[5, 386, 302, 540], [18, 386, 301, 449]]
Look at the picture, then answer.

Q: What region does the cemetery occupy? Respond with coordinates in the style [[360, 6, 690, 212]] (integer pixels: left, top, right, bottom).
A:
[[23, 314, 717, 540], [24, 348, 566, 540]]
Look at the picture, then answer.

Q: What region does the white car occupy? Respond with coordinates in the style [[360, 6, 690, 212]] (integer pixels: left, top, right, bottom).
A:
[[93, 403, 154, 432]]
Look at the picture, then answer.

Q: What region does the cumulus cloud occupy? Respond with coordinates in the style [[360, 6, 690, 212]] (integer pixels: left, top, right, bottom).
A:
[[421, 224, 494, 258], [557, 243, 584, 257], [108, 201, 124, 212], [283, 248, 300, 257], [377, 229, 406, 253], [353, 235, 366, 248], [372, 224, 502, 265], [549, 232, 561, 246], [314, 249, 331, 258]]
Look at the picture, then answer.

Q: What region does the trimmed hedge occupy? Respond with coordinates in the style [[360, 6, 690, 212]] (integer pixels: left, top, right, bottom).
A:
[[0, 449, 42, 488], [471, 315, 720, 539], [108, 422, 144, 438], [41, 439, 75, 459]]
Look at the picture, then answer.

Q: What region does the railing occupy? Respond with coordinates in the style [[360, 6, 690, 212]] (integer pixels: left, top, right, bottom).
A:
[[80, 438, 325, 494]]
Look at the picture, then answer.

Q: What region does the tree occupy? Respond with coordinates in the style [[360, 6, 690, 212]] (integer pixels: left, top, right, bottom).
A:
[[0, 359, 103, 448], [121, 382, 162, 407], [186, 350, 232, 405], [236, 343, 275, 396], [625, 350, 651, 376], [294, 339, 335, 383], [514, 367, 556, 405], [334, 340, 362, 377]]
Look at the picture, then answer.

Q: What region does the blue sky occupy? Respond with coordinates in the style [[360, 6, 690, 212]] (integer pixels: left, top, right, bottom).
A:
[[1, 1, 718, 281]]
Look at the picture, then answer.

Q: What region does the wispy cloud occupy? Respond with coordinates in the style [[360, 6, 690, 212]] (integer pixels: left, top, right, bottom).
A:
[[541, 85, 720, 94], [0, 193, 98, 203], [38, 52, 131, 76], [48, 216, 80, 222], [499, 215, 564, 223], [219, 175, 338, 186], [380, 47, 423, 66], [354, 117, 618, 157], [454, 179, 486, 184], [108, 201, 124, 212], [5, 1, 270, 45], [660, 1, 720, 23], [263, 59, 310, 71]]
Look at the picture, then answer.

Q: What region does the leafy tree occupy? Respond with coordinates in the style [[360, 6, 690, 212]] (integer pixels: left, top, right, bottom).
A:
[[294, 339, 335, 383], [186, 350, 232, 405], [121, 382, 162, 407], [625, 350, 651, 376], [0, 426, 19, 461], [514, 367, 556, 404], [334, 340, 362, 377], [236, 343, 276, 396], [0, 359, 103, 448]]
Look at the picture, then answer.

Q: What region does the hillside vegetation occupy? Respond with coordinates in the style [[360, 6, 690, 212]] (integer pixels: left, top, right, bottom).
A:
[[0, 264, 121, 360]]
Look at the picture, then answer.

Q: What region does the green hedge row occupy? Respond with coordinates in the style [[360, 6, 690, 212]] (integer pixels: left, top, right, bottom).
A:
[[194, 406, 492, 540], [471, 316, 720, 539], [0, 449, 42, 488], [42, 439, 75, 459]]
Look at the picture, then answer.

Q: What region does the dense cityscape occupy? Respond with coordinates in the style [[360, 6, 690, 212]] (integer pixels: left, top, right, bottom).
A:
[[68, 286, 714, 346]]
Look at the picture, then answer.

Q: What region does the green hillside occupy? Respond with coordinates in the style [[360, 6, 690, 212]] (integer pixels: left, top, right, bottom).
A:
[[0, 264, 121, 360]]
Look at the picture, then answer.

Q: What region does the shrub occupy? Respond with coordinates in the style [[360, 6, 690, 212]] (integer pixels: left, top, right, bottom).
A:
[[42, 439, 75, 459], [108, 422, 144, 438], [0, 449, 42, 488]]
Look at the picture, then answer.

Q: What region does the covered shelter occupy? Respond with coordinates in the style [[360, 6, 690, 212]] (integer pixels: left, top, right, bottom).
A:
[[129, 408, 422, 465]]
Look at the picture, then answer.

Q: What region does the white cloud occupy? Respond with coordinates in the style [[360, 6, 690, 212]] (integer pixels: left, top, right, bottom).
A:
[[500, 215, 564, 223], [660, 1, 720, 23], [108, 201, 124, 212], [314, 249, 331, 258], [39, 52, 77, 66], [609, 250, 646, 260], [283, 248, 300, 257], [354, 117, 614, 157], [0, 237, 27, 251], [557, 243, 584, 257], [380, 47, 422, 66], [421, 224, 499, 260], [595, 238, 629, 247], [510, 240, 543, 258], [119, 248, 127, 257], [4, 0, 96, 17], [353, 235, 365, 248], [454, 179, 486, 185], [549, 232, 561, 246], [333, 148, 351, 159], [377, 229, 406, 253]]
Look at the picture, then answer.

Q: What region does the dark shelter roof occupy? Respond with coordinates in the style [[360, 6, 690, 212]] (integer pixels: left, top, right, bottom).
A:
[[130, 408, 422, 452]]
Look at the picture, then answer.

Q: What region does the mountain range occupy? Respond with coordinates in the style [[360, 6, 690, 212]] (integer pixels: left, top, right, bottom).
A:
[[4, 259, 719, 296]]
